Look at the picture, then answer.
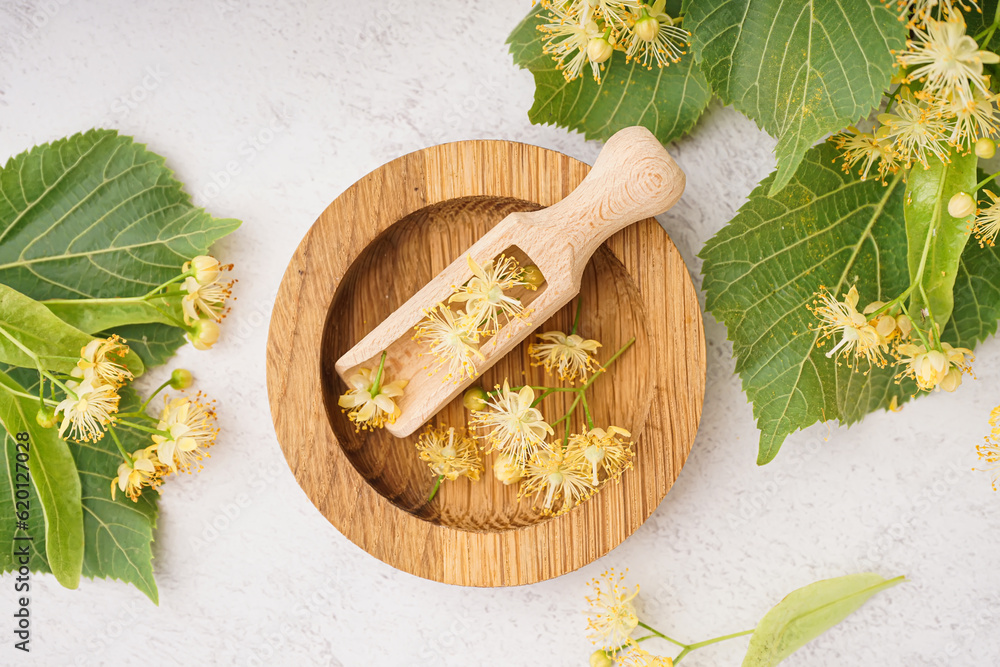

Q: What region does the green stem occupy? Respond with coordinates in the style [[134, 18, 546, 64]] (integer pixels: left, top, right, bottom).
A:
[[0, 383, 58, 405], [673, 629, 755, 664], [580, 337, 635, 392], [580, 392, 595, 430], [530, 389, 554, 408], [0, 325, 77, 396], [117, 419, 168, 436], [974, 169, 1000, 192], [108, 428, 132, 463], [370, 351, 388, 396], [143, 271, 193, 297], [137, 379, 173, 414], [117, 411, 158, 422], [426, 475, 444, 502], [570, 297, 583, 336], [635, 622, 686, 649]]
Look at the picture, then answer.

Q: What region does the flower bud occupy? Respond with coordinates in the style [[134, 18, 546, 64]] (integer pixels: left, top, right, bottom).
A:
[[189, 318, 220, 351], [493, 455, 523, 485], [184, 255, 221, 285], [590, 650, 614, 667], [463, 386, 488, 411], [634, 14, 660, 42], [948, 191, 976, 219], [976, 137, 997, 159], [940, 367, 964, 392], [587, 36, 614, 64], [521, 264, 545, 288], [36, 406, 57, 429], [169, 368, 194, 389]]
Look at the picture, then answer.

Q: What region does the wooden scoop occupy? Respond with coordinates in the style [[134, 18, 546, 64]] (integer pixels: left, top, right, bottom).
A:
[[334, 126, 685, 437]]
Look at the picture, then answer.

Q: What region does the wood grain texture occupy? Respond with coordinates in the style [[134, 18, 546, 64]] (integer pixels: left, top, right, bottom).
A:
[[266, 139, 706, 586], [335, 126, 686, 437]]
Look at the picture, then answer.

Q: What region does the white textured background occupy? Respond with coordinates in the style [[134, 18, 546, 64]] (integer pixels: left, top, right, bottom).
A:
[[1, 1, 998, 666]]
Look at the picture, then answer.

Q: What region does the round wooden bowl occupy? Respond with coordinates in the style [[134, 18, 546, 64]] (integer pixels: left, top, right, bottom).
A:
[[266, 139, 706, 587]]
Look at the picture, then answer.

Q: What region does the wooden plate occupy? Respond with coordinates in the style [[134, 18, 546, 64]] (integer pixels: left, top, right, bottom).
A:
[[265, 139, 706, 586]]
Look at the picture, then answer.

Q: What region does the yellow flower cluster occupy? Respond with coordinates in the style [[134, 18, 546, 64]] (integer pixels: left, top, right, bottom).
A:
[[835, 9, 1000, 180], [810, 285, 974, 393], [538, 0, 689, 83], [338, 361, 408, 431], [585, 569, 678, 667], [977, 404, 1000, 490], [414, 254, 539, 383], [55, 336, 133, 442], [466, 328, 634, 516], [111, 391, 219, 502], [180, 255, 235, 351]]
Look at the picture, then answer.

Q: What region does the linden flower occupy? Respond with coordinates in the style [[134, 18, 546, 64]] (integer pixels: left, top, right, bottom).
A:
[[181, 271, 233, 325], [943, 88, 1000, 146], [624, 0, 689, 70], [810, 286, 885, 368], [878, 91, 951, 168], [586, 568, 640, 651], [833, 128, 899, 183], [895, 342, 973, 392], [76, 335, 132, 388], [898, 12, 998, 106], [338, 366, 408, 430], [469, 381, 554, 466], [56, 379, 120, 442], [111, 447, 166, 502], [493, 453, 524, 485], [413, 304, 484, 382], [567, 426, 633, 485], [528, 330, 603, 383], [519, 446, 594, 515], [184, 255, 225, 286], [151, 394, 219, 472], [862, 301, 913, 346], [890, 1, 980, 28], [539, 5, 610, 82], [976, 405, 1000, 490], [975, 189, 1000, 246], [449, 254, 534, 335], [415, 425, 482, 481], [617, 646, 674, 667]]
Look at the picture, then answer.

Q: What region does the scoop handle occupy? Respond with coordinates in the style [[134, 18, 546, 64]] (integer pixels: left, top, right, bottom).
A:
[[511, 126, 685, 266]]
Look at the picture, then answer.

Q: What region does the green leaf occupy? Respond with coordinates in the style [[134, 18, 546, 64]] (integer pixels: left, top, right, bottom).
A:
[[0, 282, 143, 376], [686, 0, 906, 194], [75, 387, 159, 603], [743, 574, 904, 667], [507, 6, 712, 145], [110, 323, 188, 368], [0, 129, 240, 302], [904, 150, 977, 331], [0, 368, 159, 602], [43, 295, 181, 334], [0, 432, 49, 576], [702, 142, 911, 463], [942, 175, 1000, 347], [0, 371, 83, 589], [702, 145, 1000, 462]]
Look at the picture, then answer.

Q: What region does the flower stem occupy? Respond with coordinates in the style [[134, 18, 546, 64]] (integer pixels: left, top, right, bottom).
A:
[[635, 622, 686, 648], [427, 475, 444, 502], [116, 419, 168, 436], [108, 427, 132, 463], [0, 324, 77, 396], [975, 169, 1000, 192], [570, 297, 583, 336], [370, 351, 388, 397], [673, 629, 754, 664], [137, 379, 173, 414], [580, 392, 595, 430]]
